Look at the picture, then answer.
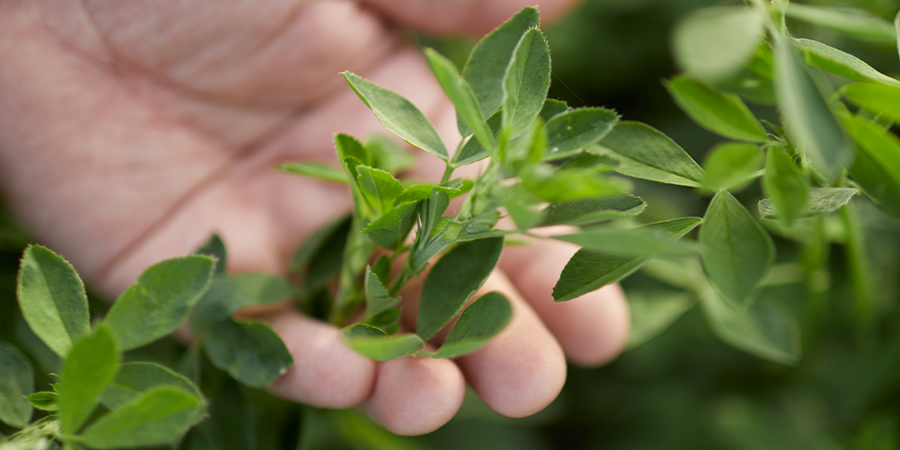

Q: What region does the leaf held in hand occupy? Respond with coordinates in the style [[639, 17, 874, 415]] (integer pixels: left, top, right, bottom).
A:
[[341, 324, 424, 361], [431, 292, 512, 359], [364, 266, 400, 321], [203, 319, 293, 388], [190, 273, 297, 333]]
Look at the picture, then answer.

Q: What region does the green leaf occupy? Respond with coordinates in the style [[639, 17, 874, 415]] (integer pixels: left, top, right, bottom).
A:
[[290, 215, 352, 289], [593, 122, 705, 187], [795, 39, 900, 87], [626, 290, 697, 350], [342, 72, 448, 160], [553, 217, 702, 302], [522, 165, 629, 202], [453, 110, 501, 166], [59, 327, 120, 435], [363, 201, 419, 250], [700, 191, 775, 309], [845, 83, 900, 123], [341, 324, 425, 361], [701, 142, 763, 191], [702, 291, 800, 364], [195, 234, 227, 275], [785, 4, 895, 43], [76, 387, 205, 449], [27, 391, 58, 412], [541, 107, 619, 160], [16, 244, 90, 357], [417, 237, 504, 341], [425, 48, 493, 150], [365, 136, 416, 174], [99, 362, 203, 411], [190, 273, 297, 333], [355, 165, 404, 218], [774, 35, 853, 183], [430, 292, 512, 359], [672, 7, 764, 83], [364, 266, 400, 320], [502, 28, 552, 138], [665, 76, 767, 142], [461, 7, 540, 127], [203, 319, 293, 388], [554, 226, 699, 257], [104, 256, 215, 351], [762, 145, 809, 225], [396, 179, 473, 204], [0, 343, 34, 427], [540, 98, 570, 121], [540, 195, 646, 227], [278, 161, 348, 184], [844, 114, 900, 217], [759, 187, 857, 219]]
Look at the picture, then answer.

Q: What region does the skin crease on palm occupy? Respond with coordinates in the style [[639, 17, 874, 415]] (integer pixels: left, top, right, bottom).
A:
[[0, 0, 630, 436]]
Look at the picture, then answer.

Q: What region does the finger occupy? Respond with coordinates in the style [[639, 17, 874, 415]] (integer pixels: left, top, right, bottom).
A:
[[364, 354, 465, 436], [260, 305, 377, 409], [499, 239, 630, 366]]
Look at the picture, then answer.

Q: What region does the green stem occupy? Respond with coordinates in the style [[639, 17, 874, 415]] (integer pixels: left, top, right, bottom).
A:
[[440, 163, 455, 184]]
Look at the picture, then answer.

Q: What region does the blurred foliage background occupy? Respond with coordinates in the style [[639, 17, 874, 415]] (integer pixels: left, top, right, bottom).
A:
[[5, 0, 900, 448]]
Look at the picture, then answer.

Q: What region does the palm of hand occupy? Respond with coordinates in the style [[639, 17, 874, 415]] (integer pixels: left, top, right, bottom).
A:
[[0, 0, 628, 435]]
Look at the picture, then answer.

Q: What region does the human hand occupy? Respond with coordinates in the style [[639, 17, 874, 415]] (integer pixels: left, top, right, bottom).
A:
[[0, 0, 629, 435]]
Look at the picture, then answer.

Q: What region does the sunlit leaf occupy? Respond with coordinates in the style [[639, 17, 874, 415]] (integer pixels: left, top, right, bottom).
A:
[[845, 82, 900, 123], [796, 38, 900, 87], [355, 165, 404, 218], [701, 142, 763, 191], [502, 28, 552, 138], [59, 327, 120, 435]]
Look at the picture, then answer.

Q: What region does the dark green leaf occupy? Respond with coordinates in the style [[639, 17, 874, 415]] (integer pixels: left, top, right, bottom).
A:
[[356, 165, 404, 218], [190, 273, 297, 333], [425, 48, 493, 150], [540, 98, 570, 121], [431, 292, 512, 359], [76, 387, 205, 449], [702, 291, 800, 364], [195, 234, 227, 275], [364, 266, 400, 320], [540, 195, 647, 227], [626, 290, 697, 350], [785, 4, 895, 43], [203, 319, 293, 388], [278, 161, 348, 184], [59, 327, 120, 435], [845, 83, 900, 123], [774, 35, 853, 183], [541, 107, 619, 160], [341, 324, 424, 361], [16, 245, 90, 357], [672, 7, 764, 82], [342, 72, 448, 160], [502, 28, 551, 138], [99, 362, 203, 411], [665, 76, 767, 142], [762, 145, 808, 225], [701, 142, 763, 191], [417, 237, 504, 341], [555, 226, 699, 257], [365, 309, 402, 335], [553, 217, 702, 302], [594, 122, 705, 186], [290, 215, 352, 289], [0, 343, 34, 427], [27, 391, 58, 412], [104, 256, 215, 351], [795, 39, 900, 87], [759, 187, 857, 219], [844, 115, 900, 217], [700, 191, 775, 309]]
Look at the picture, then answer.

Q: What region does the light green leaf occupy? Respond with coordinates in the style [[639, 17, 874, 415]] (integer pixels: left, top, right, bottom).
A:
[[461, 7, 540, 129], [203, 319, 293, 388], [99, 362, 204, 411], [366, 135, 416, 174], [554, 226, 699, 257], [278, 161, 348, 184], [626, 290, 697, 350], [417, 237, 504, 341], [795, 38, 900, 87], [522, 164, 629, 202], [0, 343, 34, 428], [762, 145, 809, 225], [700, 191, 775, 309], [395, 180, 472, 204], [195, 234, 227, 275], [665, 76, 767, 142], [540, 98, 570, 121], [540, 194, 646, 227], [672, 7, 764, 83], [844, 114, 900, 217], [553, 218, 702, 302], [190, 273, 297, 333], [774, 35, 853, 183], [363, 201, 418, 250], [702, 291, 800, 364], [593, 121, 705, 187], [431, 292, 512, 359], [541, 107, 619, 160], [701, 142, 763, 191], [76, 387, 205, 449], [342, 72, 448, 160], [759, 187, 857, 219], [27, 391, 58, 412], [355, 165, 404, 218], [59, 327, 120, 435], [364, 266, 400, 321], [341, 324, 424, 361], [425, 48, 493, 150], [845, 83, 900, 123], [104, 256, 215, 351], [16, 245, 90, 357], [786, 4, 895, 43], [502, 28, 552, 138]]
